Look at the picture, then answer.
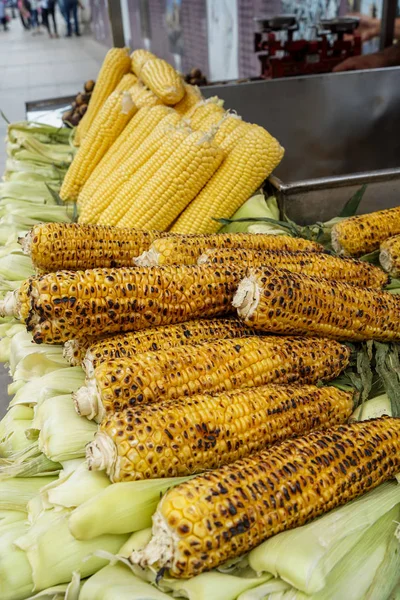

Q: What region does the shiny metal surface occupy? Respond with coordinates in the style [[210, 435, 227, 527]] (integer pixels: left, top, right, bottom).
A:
[[380, 0, 397, 49], [202, 68, 400, 223]]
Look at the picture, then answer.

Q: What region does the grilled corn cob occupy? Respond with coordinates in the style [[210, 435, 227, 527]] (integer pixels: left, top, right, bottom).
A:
[[75, 48, 131, 145], [138, 57, 185, 105], [331, 207, 400, 257], [131, 49, 156, 75], [380, 234, 400, 277], [87, 384, 354, 481], [131, 416, 400, 578], [174, 83, 203, 115], [115, 73, 138, 92], [74, 336, 350, 422], [81, 110, 182, 225], [136, 233, 324, 266], [117, 130, 224, 230], [199, 248, 389, 288], [20, 224, 165, 272], [128, 81, 162, 107], [70, 318, 258, 370], [233, 266, 400, 341], [23, 265, 246, 344], [61, 91, 137, 201], [77, 105, 175, 218], [171, 124, 284, 234]]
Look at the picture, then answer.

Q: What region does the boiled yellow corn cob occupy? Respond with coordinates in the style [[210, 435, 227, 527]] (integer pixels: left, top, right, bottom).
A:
[[128, 81, 162, 107], [233, 266, 400, 341], [117, 129, 225, 230], [75, 48, 131, 146], [380, 234, 400, 277], [135, 233, 324, 266], [88, 384, 354, 481], [64, 318, 258, 368], [131, 49, 156, 75], [171, 124, 284, 234], [199, 248, 389, 288], [77, 105, 174, 215], [80, 110, 182, 225], [74, 336, 350, 421], [187, 98, 225, 130], [115, 73, 138, 92], [61, 91, 137, 201], [213, 114, 251, 152], [331, 207, 400, 257], [131, 416, 400, 578], [174, 83, 203, 115], [20, 223, 165, 272], [23, 265, 246, 344], [134, 54, 184, 105]]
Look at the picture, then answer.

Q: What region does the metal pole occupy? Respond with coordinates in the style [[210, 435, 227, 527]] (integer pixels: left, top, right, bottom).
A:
[[108, 0, 126, 48], [380, 0, 397, 50]]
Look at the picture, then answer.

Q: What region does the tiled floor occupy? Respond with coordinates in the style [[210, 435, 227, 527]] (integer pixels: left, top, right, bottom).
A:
[[0, 13, 107, 416]]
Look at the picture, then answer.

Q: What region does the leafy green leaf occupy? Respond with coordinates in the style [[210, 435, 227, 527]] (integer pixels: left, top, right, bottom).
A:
[[339, 184, 367, 218], [45, 183, 62, 206]]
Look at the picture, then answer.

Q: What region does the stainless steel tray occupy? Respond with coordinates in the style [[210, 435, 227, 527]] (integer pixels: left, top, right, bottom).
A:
[[202, 68, 400, 223], [26, 96, 75, 128]]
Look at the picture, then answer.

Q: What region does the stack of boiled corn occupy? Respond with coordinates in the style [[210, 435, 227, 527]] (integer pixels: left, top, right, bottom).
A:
[[59, 47, 285, 234]]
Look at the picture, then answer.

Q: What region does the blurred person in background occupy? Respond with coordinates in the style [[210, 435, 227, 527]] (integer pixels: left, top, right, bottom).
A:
[[18, 0, 31, 29], [41, 0, 58, 37], [334, 13, 400, 72], [0, 0, 9, 30], [30, 0, 42, 34], [64, 0, 80, 37]]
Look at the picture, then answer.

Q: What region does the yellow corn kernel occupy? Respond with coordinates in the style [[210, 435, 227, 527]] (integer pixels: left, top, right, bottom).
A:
[[75, 48, 131, 146], [187, 97, 225, 130], [233, 266, 400, 341], [117, 130, 224, 230], [174, 83, 203, 115], [114, 73, 138, 92], [139, 57, 185, 105], [131, 49, 157, 75], [131, 417, 400, 577], [128, 81, 162, 108], [79, 109, 181, 225], [171, 124, 284, 234], [61, 91, 137, 202]]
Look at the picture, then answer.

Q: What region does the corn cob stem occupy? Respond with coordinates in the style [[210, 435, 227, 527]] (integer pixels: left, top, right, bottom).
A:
[[234, 267, 400, 341], [87, 384, 354, 482], [198, 248, 389, 288], [131, 416, 400, 578], [74, 336, 350, 422]]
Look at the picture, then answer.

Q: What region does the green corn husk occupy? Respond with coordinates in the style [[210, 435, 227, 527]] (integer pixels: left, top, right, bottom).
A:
[[37, 395, 97, 463], [0, 520, 34, 600], [0, 336, 11, 362], [0, 252, 34, 281], [42, 462, 110, 511], [248, 481, 400, 595], [0, 442, 60, 479], [69, 476, 192, 541], [0, 204, 72, 223], [0, 477, 56, 510], [9, 367, 85, 408], [220, 194, 284, 234], [351, 393, 392, 422], [15, 509, 129, 591], [9, 331, 68, 377], [7, 121, 71, 145], [8, 380, 27, 395], [0, 405, 34, 457], [0, 181, 60, 203], [0, 510, 27, 526]]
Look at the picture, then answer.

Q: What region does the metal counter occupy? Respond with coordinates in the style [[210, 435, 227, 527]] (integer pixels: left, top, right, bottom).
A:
[[202, 68, 400, 223]]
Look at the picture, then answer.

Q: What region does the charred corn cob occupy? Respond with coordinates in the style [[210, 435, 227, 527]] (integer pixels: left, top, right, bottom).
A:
[[174, 83, 203, 115], [22, 265, 246, 344], [171, 124, 284, 234], [117, 130, 224, 230], [128, 81, 162, 108], [0, 276, 33, 321], [20, 223, 165, 272], [75, 48, 131, 146], [380, 234, 400, 277], [115, 73, 138, 92], [78, 105, 175, 217], [136, 233, 324, 266], [199, 248, 389, 288], [131, 416, 400, 578], [233, 266, 400, 341], [187, 98, 225, 130], [74, 336, 350, 422], [138, 57, 185, 105], [64, 318, 258, 367], [61, 91, 137, 201], [131, 49, 156, 75], [331, 207, 400, 257], [80, 110, 182, 225], [87, 384, 354, 481]]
